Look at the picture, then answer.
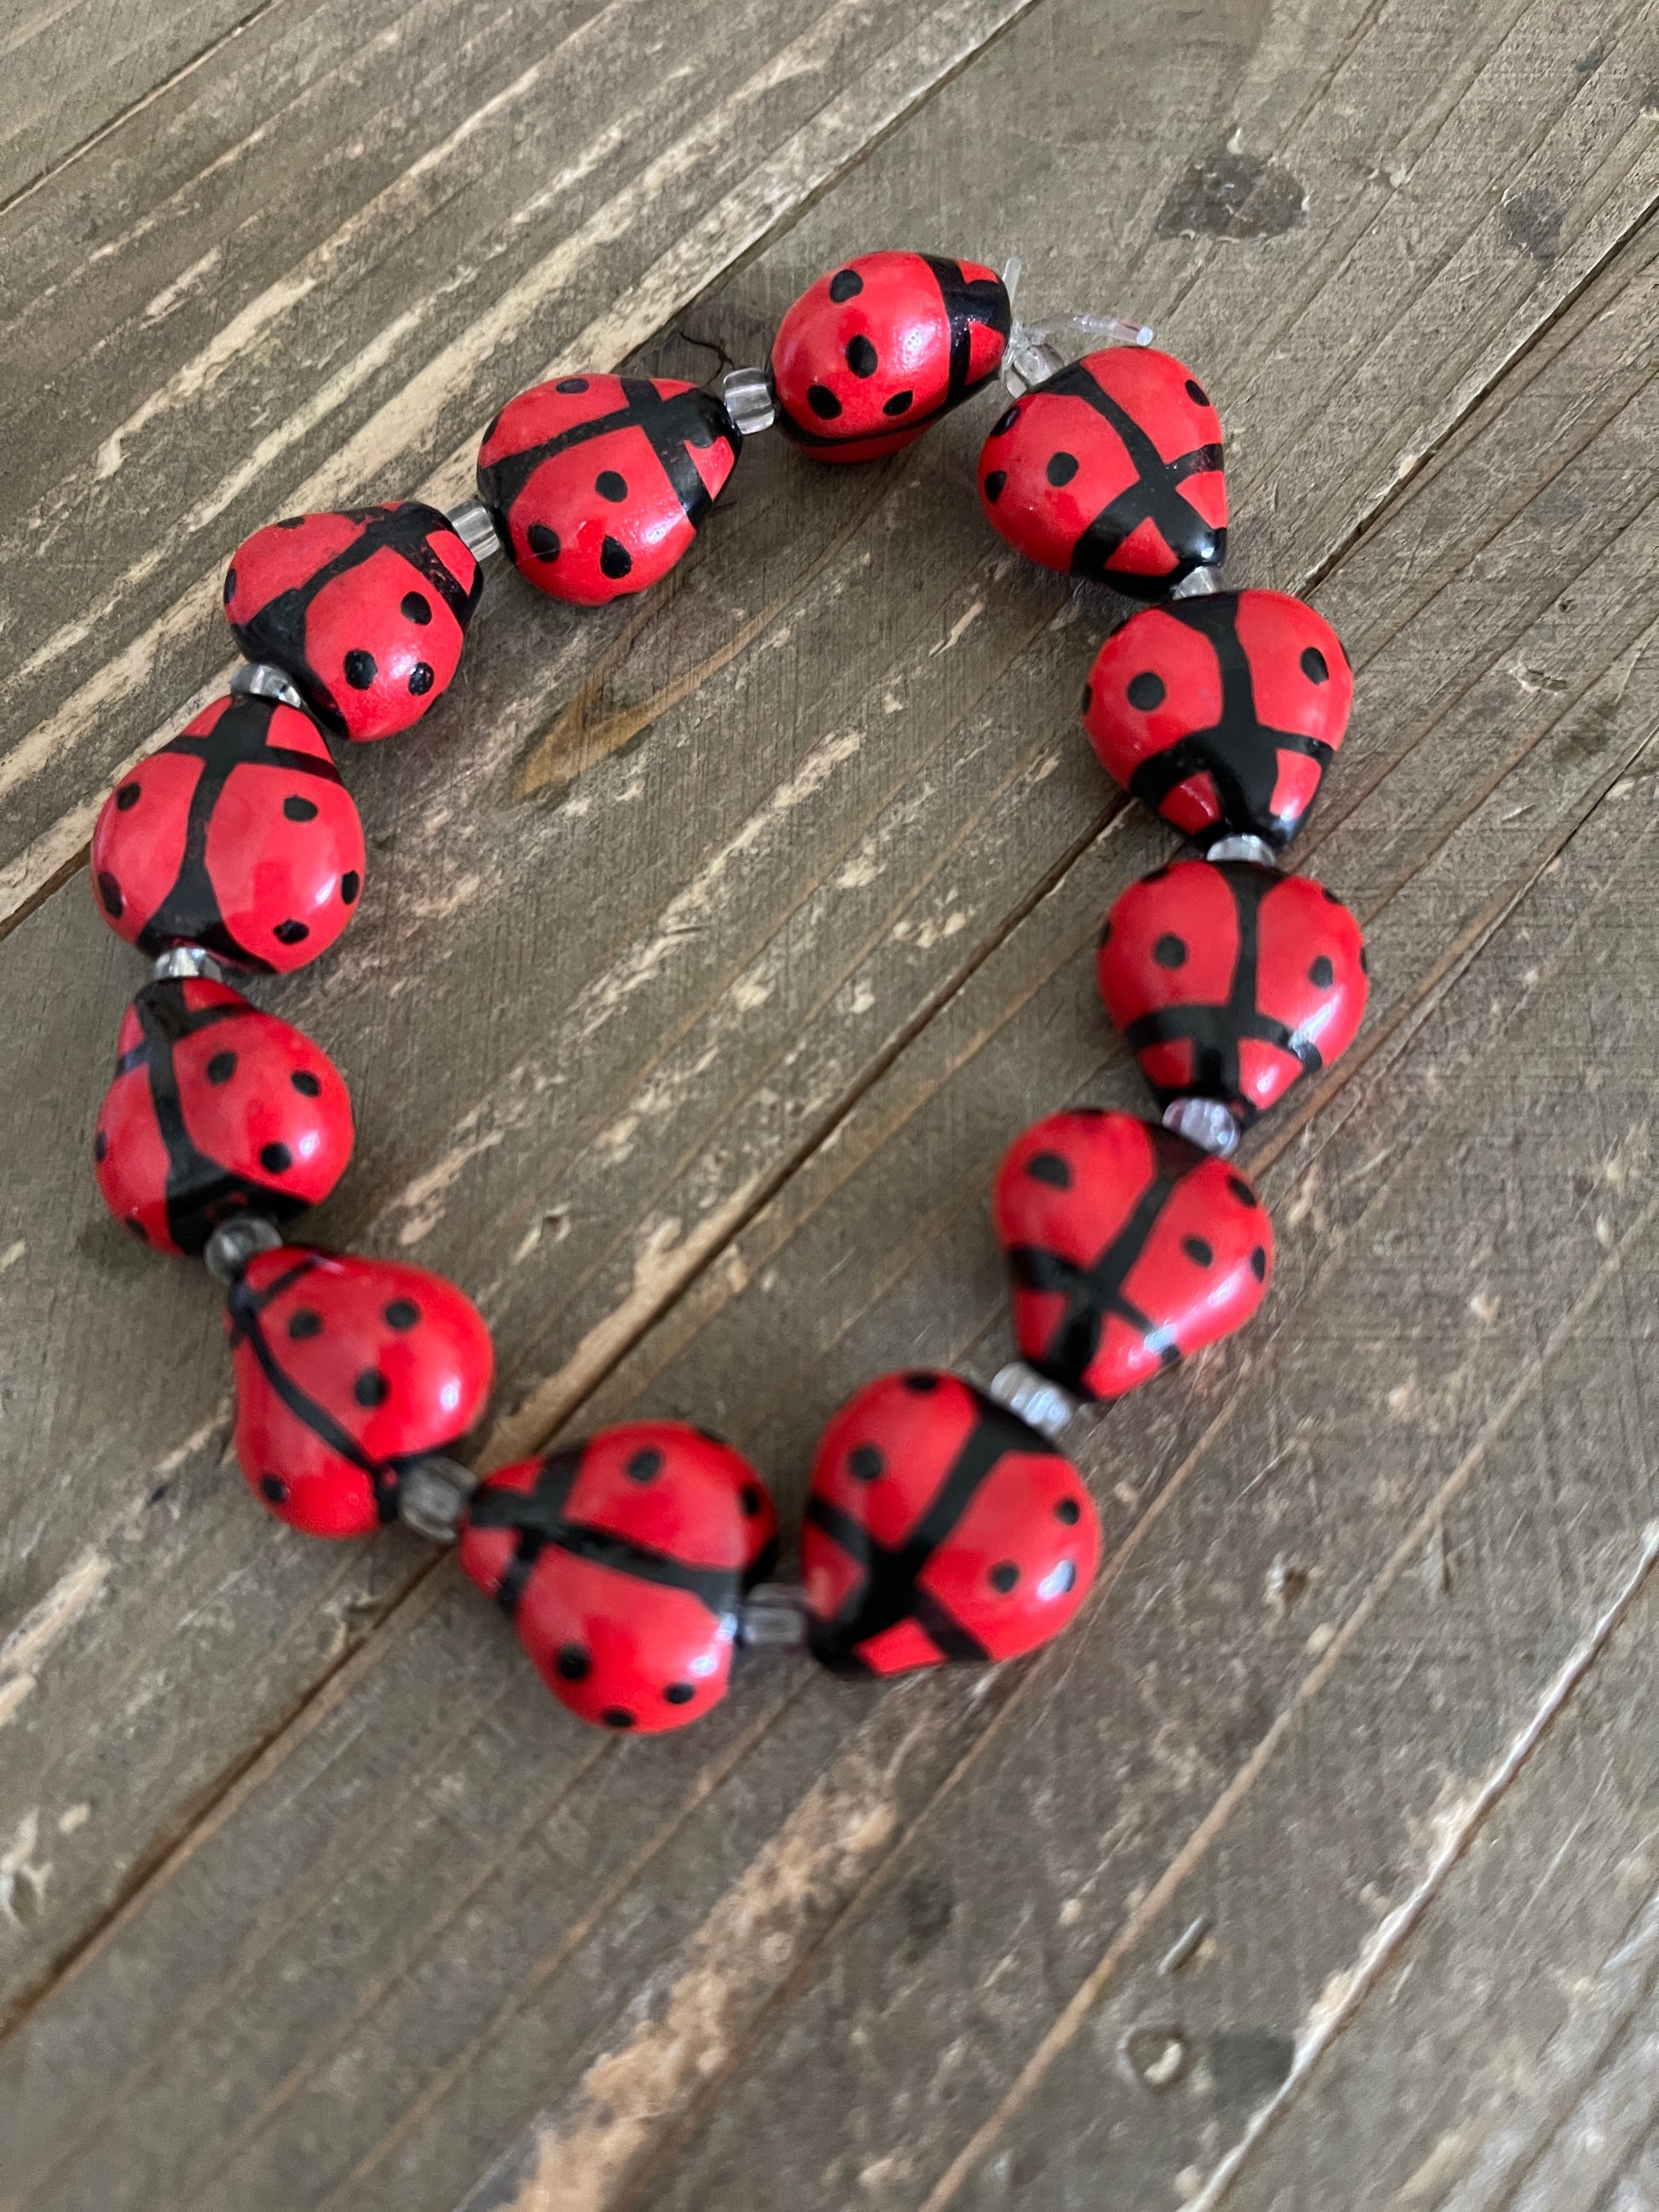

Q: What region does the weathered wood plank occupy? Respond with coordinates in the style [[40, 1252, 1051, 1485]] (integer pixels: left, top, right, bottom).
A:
[[3, 159, 1655, 2212]]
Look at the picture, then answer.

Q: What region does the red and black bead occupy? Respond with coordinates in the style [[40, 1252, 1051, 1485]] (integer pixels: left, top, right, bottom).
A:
[[94, 978, 352, 1256], [1098, 859, 1369, 1128], [228, 1247, 494, 1538], [458, 1423, 778, 1732], [979, 346, 1226, 595], [224, 503, 483, 742], [90, 694, 365, 973], [477, 373, 740, 604], [801, 1370, 1098, 1676], [770, 251, 1011, 463], [1083, 590, 1350, 848], [992, 1110, 1271, 1401]]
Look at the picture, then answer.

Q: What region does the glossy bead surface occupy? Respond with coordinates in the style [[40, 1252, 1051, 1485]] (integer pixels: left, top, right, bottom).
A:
[[1098, 860, 1369, 1128], [978, 346, 1225, 594], [94, 978, 352, 1256], [228, 1248, 494, 1537], [477, 374, 739, 604], [459, 1424, 778, 1732], [224, 503, 483, 742], [991, 1110, 1271, 1401], [1083, 590, 1351, 848], [91, 694, 365, 973], [802, 1371, 1098, 1676], [770, 251, 1011, 462]]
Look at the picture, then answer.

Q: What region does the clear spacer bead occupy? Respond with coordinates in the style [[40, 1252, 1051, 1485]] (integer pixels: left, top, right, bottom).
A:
[[720, 367, 774, 436], [1169, 565, 1223, 598], [1205, 834, 1277, 867], [737, 1580, 810, 1652], [203, 1214, 283, 1285], [228, 662, 308, 712], [397, 1456, 477, 1543], [987, 1360, 1078, 1440], [447, 498, 503, 563], [1162, 1097, 1241, 1158], [151, 944, 226, 985]]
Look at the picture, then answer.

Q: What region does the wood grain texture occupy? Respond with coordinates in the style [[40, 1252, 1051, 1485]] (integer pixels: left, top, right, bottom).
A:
[[0, 0, 1656, 2203]]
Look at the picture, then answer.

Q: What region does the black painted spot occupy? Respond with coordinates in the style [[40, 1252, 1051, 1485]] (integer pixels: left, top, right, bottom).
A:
[[1228, 1175, 1258, 1208], [408, 661, 434, 696], [664, 1683, 696, 1705], [97, 872, 124, 918], [261, 1475, 288, 1503], [292, 1069, 321, 1097], [1046, 451, 1079, 487], [602, 1707, 636, 1730], [1153, 933, 1188, 969], [355, 1368, 390, 1408], [849, 1444, 885, 1483], [340, 872, 361, 905], [556, 375, 589, 394], [1185, 378, 1211, 407], [1300, 646, 1329, 684], [990, 1562, 1020, 1593], [275, 919, 309, 946], [1143, 865, 1171, 884], [806, 384, 842, 419], [882, 390, 913, 416], [1026, 1151, 1072, 1190], [846, 335, 877, 378], [1321, 886, 1343, 905], [740, 1482, 765, 1517], [596, 470, 627, 502], [94, 1128, 108, 1162], [1250, 1245, 1268, 1281], [1182, 1235, 1214, 1267], [528, 523, 559, 560], [1097, 918, 1112, 950], [260, 1142, 292, 1175], [288, 1308, 322, 1340], [223, 566, 237, 604], [402, 591, 432, 626], [1359, 945, 1370, 976], [1309, 955, 1335, 988], [115, 782, 141, 811], [284, 794, 319, 822], [207, 1051, 237, 1084], [903, 1372, 940, 1394], [991, 405, 1019, 437], [627, 1447, 665, 1482], [557, 1643, 591, 1680], [277, 515, 307, 530], [983, 469, 1007, 504], [599, 535, 633, 580], [1055, 1497, 1081, 1525], [828, 268, 863, 303], [1127, 671, 1166, 711], [384, 1298, 420, 1331], [344, 650, 377, 690]]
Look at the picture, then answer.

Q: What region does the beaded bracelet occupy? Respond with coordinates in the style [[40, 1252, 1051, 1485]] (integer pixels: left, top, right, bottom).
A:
[[86, 250, 1366, 1736]]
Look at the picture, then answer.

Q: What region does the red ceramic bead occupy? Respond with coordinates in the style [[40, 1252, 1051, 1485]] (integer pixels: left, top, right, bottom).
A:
[[477, 373, 740, 604], [801, 1370, 1098, 1676], [1083, 590, 1351, 849], [1098, 859, 1368, 1129], [991, 1110, 1271, 1401], [979, 347, 1226, 595], [459, 1424, 778, 1732], [228, 1247, 494, 1538], [94, 977, 352, 1256], [91, 694, 365, 973], [224, 503, 483, 742], [770, 251, 1011, 463]]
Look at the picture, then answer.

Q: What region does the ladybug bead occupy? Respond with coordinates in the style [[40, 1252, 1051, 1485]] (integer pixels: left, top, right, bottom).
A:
[[94, 978, 352, 1256], [458, 1424, 778, 1732], [802, 1370, 1098, 1676], [477, 374, 740, 605], [228, 1247, 494, 1538], [224, 503, 483, 742], [979, 346, 1225, 595], [1098, 860, 1369, 1129], [90, 694, 365, 973], [992, 1111, 1272, 1401], [1083, 591, 1352, 849], [770, 251, 1011, 463]]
